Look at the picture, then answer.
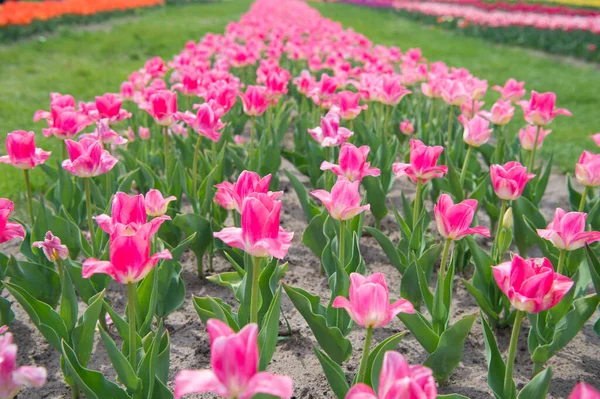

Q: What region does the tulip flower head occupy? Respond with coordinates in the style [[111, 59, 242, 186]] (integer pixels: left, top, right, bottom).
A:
[[320, 143, 380, 182], [311, 178, 370, 221], [459, 115, 493, 147], [480, 99, 514, 126], [393, 139, 448, 184], [345, 351, 436, 399], [0, 199, 25, 245], [441, 79, 470, 106], [0, 131, 51, 170], [434, 194, 490, 240], [399, 119, 414, 135], [174, 319, 293, 399], [569, 382, 600, 399], [332, 272, 414, 328], [335, 91, 368, 120], [492, 78, 526, 102], [519, 125, 551, 151], [239, 85, 270, 117], [292, 70, 316, 95], [518, 91, 571, 126], [61, 137, 118, 178], [0, 332, 46, 399], [376, 75, 411, 106], [576, 151, 600, 187], [493, 254, 573, 314], [95, 93, 131, 123], [81, 120, 128, 146], [142, 90, 178, 127], [33, 92, 76, 123], [214, 193, 293, 259], [176, 100, 226, 143], [308, 110, 353, 147], [42, 107, 91, 140], [592, 133, 600, 148], [144, 189, 177, 217], [32, 231, 69, 262], [214, 171, 281, 213], [537, 208, 600, 251], [490, 161, 536, 201]]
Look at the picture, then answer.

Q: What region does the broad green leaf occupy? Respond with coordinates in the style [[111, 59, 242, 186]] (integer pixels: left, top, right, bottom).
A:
[[517, 368, 552, 399], [398, 312, 439, 354], [192, 296, 239, 330], [284, 170, 320, 220], [363, 176, 388, 221], [72, 291, 105, 367], [258, 287, 282, 371], [369, 332, 407, 392], [481, 313, 508, 399], [364, 227, 404, 273], [302, 211, 328, 259], [585, 246, 600, 295], [60, 269, 79, 333], [99, 328, 142, 393], [314, 347, 349, 399]]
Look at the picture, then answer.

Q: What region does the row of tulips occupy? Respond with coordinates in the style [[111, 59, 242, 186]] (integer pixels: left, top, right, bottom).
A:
[[411, 0, 600, 17], [338, 0, 600, 62], [1, 0, 600, 397]]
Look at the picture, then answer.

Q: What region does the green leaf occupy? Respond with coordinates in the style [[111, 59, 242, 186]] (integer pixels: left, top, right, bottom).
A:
[[60, 269, 79, 333], [363, 176, 388, 221], [302, 211, 328, 259], [61, 341, 129, 399], [463, 280, 498, 324], [423, 313, 476, 382], [368, 332, 407, 392], [314, 347, 349, 399], [481, 312, 507, 399], [533, 153, 553, 205], [364, 227, 404, 273], [446, 158, 464, 202], [6, 256, 61, 308], [400, 263, 423, 310], [517, 368, 552, 399], [192, 296, 239, 330], [258, 287, 282, 371], [173, 213, 212, 272], [585, 246, 600, 295], [99, 328, 142, 393], [284, 170, 320, 221], [512, 196, 547, 255], [283, 285, 352, 363], [398, 312, 439, 354], [72, 291, 105, 367]]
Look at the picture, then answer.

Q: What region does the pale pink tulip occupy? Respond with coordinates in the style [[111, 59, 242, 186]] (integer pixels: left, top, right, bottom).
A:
[[320, 143, 380, 182], [393, 139, 448, 184], [441, 79, 470, 106], [32, 231, 68, 262], [141, 90, 178, 127], [399, 119, 414, 135], [139, 127, 151, 141], [346, 352, 436, 399], [239, 85, 270, 117], [0, 131, 50, 170], [81, 120, 127, 146], [174, 319, 293, 399], [377, 75, 411, 105], [61, 137, 118, 178], [95, 192, 170, 236], [576, 151, 600, 187], [214, 193, 293, 259], [335, 91, 367, 120], [569, 382, 600, 399], [460, 99, 484, 118], [537, 208, 600, 251], [332, 273, 414, 328], [95, 93, 131, 123], [480, 99, 514, 125], [493, 255, 573, 314], [492, 78, 526, 102], [518, 91, 571, 126], [434, 194, 490, 240], [490, 161, 536, 200], [0, 199, 25, 244], [311, 178, 370, 220], [144, 190, 177, 217], [591, 133, 600, 148], [308, 110, 353, 147], [519, 125, 551, 151], [459, 115, 493, 147], [120, 81, 134, 101], [176, 101, 225, 143], [292, 70, 316, 95], [82, 223, 172, 284], [466, 77, 488, 101], [214, 171, 281, 213], [0, 332, 46, 399]]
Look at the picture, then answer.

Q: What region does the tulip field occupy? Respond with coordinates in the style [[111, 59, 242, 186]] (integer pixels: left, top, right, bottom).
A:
[[1, 0, 600, 398]]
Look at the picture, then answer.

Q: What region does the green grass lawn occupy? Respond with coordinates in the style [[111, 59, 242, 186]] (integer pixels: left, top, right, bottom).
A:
[[1, 0, 598, 202]]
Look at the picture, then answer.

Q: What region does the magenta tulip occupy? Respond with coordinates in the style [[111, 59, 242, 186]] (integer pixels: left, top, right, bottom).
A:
[[490, 161, 536, 201], [569, 382, 600, 399], [142, 90, 178, 127], [61, 137, 118, 178], [519, 125, 551, 151], [492, 78, 526, 103], [434, 194, 490, 241], [0, 332, 46, 399], [308, 110, 353, 147], [518, 91, 571, 126], [320, 143, 380, 182], [238, 85, 270, 117], [335, 91, 368, 120], [537, 208, 600, 251], [376, 75, 411, 105], [176, 100, 226, 143], [0, 131, 50, 170], [576, 151, 600, 187], [42, 107, 91, 140], [480, 99, 515, 126], [0, 199, 25, 245], [174, 319, 293, 399], [393, 139, 448, 184], [493, 254, 573, 314], [32, 232, 69, 262], [95, 93, 131, 123], [311, 178, 370, 221], [144, 189, 177, 217], [459, 115, 493, 147], [214, 171, 281, 213], [346, 351, 436, 399]]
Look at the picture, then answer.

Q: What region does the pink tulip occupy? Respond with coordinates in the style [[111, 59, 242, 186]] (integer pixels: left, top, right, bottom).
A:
[[214, 193, 293, 259], [490, 161, 536, 200], [0, 131, 51, 170], [493, 254, 573, 313], [466, 77, 488, 100], [174, 319, 293, 399], [459, 115, 493, 147], [519, 125, 551, 151], [238, 85, 270, 117], [332, 273, 414, 328], [292, 70, 316, 95], [460, 99, 484, 118], [434, 194, 490, 240], [95, 192, 170, 236], [576, 151, 600, 187], [308, 110, 353, 147], [265, 67, 291, 99], [32, 231, 69, 262], [377, 75, 411, 105], [95, 93, 131, 123], [120, 81, 135, 101], [144, 190, 177, 217], [492, 78, 526, 102], [81, 120, 127, 146], [518, 91, 571, 126], [441, 79, 470, 106], [176, 101, 226, 143], [569, 382, 600, 399], [320, 143, 380, 182], [393, 139, 448, 184], [214, 171, 281, 213], [82, 223, 172, 284], [335, 91, 367, 120], [0, 199, 25, 245], [537, 208, 600, 251], [480, 99, 514, 125], [0, 332, 46, 398], [399, 119, 414, 135], [311, 178, 370, 221], [139, 126, 151, 141], [309, 73, 338, 105], [171, 69, 201, 97], [345, 352, 436, 399], [143, 56, 167, 78], [61, 137, 118, 178], [42, 107, 91, 140], [33, 92, 76, 123], [141, 90, 178, 127], [591, 133, 600, 148]]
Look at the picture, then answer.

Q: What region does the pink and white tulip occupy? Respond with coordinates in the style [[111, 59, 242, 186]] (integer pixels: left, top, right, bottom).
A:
[[393, 139, 448, 184], [492, 78, 526, 102], [142, 90, 178, 127], [441, 79, 470, 106], [32, 231, 69, 262], [399, 119, 414, 135], [311, 178, 370, 221], [569, 382, 600, 399], [434, 194, 490, 240], [42, 107, 91, 140], [61, 137, 118, 178], [144, 190, 177, 217], [480, 99, 514, 126], [239, 85, 270, 117], [519, 125, 551, 151], [490, 161, 536, 201], [214, 171, 280, 213], [95, 93, 131, 123], [537, 208, 600, 251], [320, 143, 380, 182], [0, 131, 50, 170], [335, 91, 367, 120], [0, 332, 46, 399], [459, 115, 492, 147], [576, 151, 600, 187], [0, 199, 25, 245], [591, 133, 600, 148], [176, 101, 226, 143], [518, 91, 571, 126], [308, 110, 353, 147]]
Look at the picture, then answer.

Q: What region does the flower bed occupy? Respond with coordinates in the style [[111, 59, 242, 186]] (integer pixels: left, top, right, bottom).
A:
[[1, 0, 600, 398]]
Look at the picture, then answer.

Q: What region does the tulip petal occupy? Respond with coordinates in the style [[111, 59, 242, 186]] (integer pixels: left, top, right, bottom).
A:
[[213, 227, 245, 251], [82, 258, 117, 281], [174, 369, 225, 399], [13, 366, 47, 388], [240, 372, 294, 399], [345, 383, 378, 399]]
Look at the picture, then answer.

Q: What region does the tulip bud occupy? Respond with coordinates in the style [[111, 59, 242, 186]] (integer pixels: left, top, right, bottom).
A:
[[502, 208, 513, 230]]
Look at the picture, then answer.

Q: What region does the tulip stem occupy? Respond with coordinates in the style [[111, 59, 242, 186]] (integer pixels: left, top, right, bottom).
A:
[[84, 178, 97, 256], [192, 134, 202, 202], [383, 105, 391, 141], [527, 126, 541, 171], [459, 146, 473, 186], [436, 238, 453, 333], [493, 200, 507, 263], [412, 178, 422, 229], [447, 105, 455, 150], [163, 127, 169, 179], [556, 249, 567, 276], [428, 99, 435, 129], [62, 141, 68, 162], [532, 361, 544, 377], [503, 310, 524, 399], [339, 220, 346, 268], [578, 186, 589, 212], [127, 282, 137, 369], [250, 116, 256, 149], [494, 124, 504, 164], [23, 169, 35, 225], [250, 256, 261, 324], [187, 96, 191, 111], [357, 326, 373, 384]]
